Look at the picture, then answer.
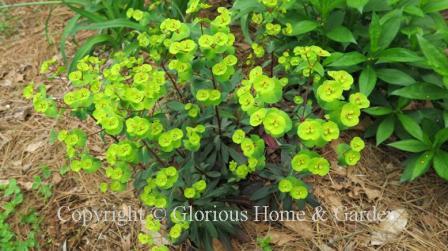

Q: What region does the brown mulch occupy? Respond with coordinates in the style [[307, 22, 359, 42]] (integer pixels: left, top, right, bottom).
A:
[[0, 1, 447, 251]]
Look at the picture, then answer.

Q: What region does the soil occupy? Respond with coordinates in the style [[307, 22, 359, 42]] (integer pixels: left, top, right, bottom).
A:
[[0, 1, 447, 251]]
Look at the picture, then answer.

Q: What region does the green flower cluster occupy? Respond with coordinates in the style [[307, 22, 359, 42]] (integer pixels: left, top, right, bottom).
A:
[[63, 88, 93, 109], [39, 57, 57, 74], [24, 83, 58, 118], [184, 103, 200, 118], [138, 215, 161, 245], [183, 125, 205, 152], [212, 55, 238, 82], [278, 176, 309, 200], [106, 141, 139, 165], [105, 162, 132, 192], [337, 137, 366, 166], [158, 128, 184, 152], [291, 151, 331, 176], [70, 154, 101, 173], [168, 210, 190, 240], [210, 7, 232, 32], [251, 43, 265, 58], [230, 131, 266, 179], [278, 46, 330, 76], [126, 116, 150, 138], [57, 129, 87, 158], [126, 8, 145, 22], [297, 119, 340, 147], [185, 0, 211, 14], [250, 108, 292, 138], [140, 166, 179, 208], [68, 56, 103, 88], [183, 179, 207, 199], [195, 89, 222, 106], [138, 214, 173, 251]]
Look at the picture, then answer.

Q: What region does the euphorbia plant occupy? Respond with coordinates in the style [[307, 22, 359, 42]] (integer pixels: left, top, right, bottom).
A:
[[25, 4, 370, 250]]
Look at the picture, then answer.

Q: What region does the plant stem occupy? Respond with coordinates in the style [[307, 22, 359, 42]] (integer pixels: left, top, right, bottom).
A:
[[210, 69, 223, 138], [214, 106, 222, 137], [300, 78, 313, 121], [88, 114, 119, 143], [142, 140, 167, 167], [161, 63, 184, 101], [0, 1, 62, 9], [270, 51, 275, 77], [175, 149, 186, 158]]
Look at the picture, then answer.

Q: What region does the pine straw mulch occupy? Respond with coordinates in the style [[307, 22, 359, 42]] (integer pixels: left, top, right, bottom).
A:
[[0, 1, 447, 250]]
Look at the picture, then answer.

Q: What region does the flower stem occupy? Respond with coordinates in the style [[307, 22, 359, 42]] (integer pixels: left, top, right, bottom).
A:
[[161, 63, 184, 101], [214, 106, 222, 137], [300, 78, 313, 121], [210, 69, 223, 138], [142, 140, 167, 167]]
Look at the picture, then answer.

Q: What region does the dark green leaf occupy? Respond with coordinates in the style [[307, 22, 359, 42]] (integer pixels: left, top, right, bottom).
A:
[[369, 12, 381, 53], [60, 15, 81, 64], [364, 106, 393, 116], [204, 222, 218, 239], [433, 150, 448, 181], [359, 65, 377, 96], [376, 115, 395, 145], [423, 0, 448, 13], [397, 113, 424, 141], [388, 139, 429, 153], [250, 186, 272, 201], [404, 5, 425, 17], [166, 101, 185, 111], [376, 69, 416, 86], [391, 83, 448, 100], [75, 18, 144, 32], [433, 128, 448, 148], [289, 20, 319, 36], [347, 0, 369, 12], [240, 14, 252, 43], [417, 35, 448, 76], [377, 48, 423, 63], [400, 151, 433, 182], [326, 25, 357, 44], [378, 10, 402, 50], [328, 52, 366, 67]]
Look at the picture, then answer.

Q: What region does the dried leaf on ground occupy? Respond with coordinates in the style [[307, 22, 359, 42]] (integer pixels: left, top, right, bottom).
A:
[[363, 186, 382, 201], [370, 208, 408, 246], [268, 229, 295, 246], [282, 220, 314, 239], [316, 242, 336, 251], [25, 140, 45, 153], [0, 133, 11, 149]]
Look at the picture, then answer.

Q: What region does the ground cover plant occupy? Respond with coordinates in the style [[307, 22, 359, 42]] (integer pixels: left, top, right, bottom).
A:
[[15, 0, 448, 250]]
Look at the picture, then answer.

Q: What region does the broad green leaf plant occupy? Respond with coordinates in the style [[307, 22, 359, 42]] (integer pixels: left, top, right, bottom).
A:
[[232, 0, 448, 181], [26, 1, 374, 250]]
